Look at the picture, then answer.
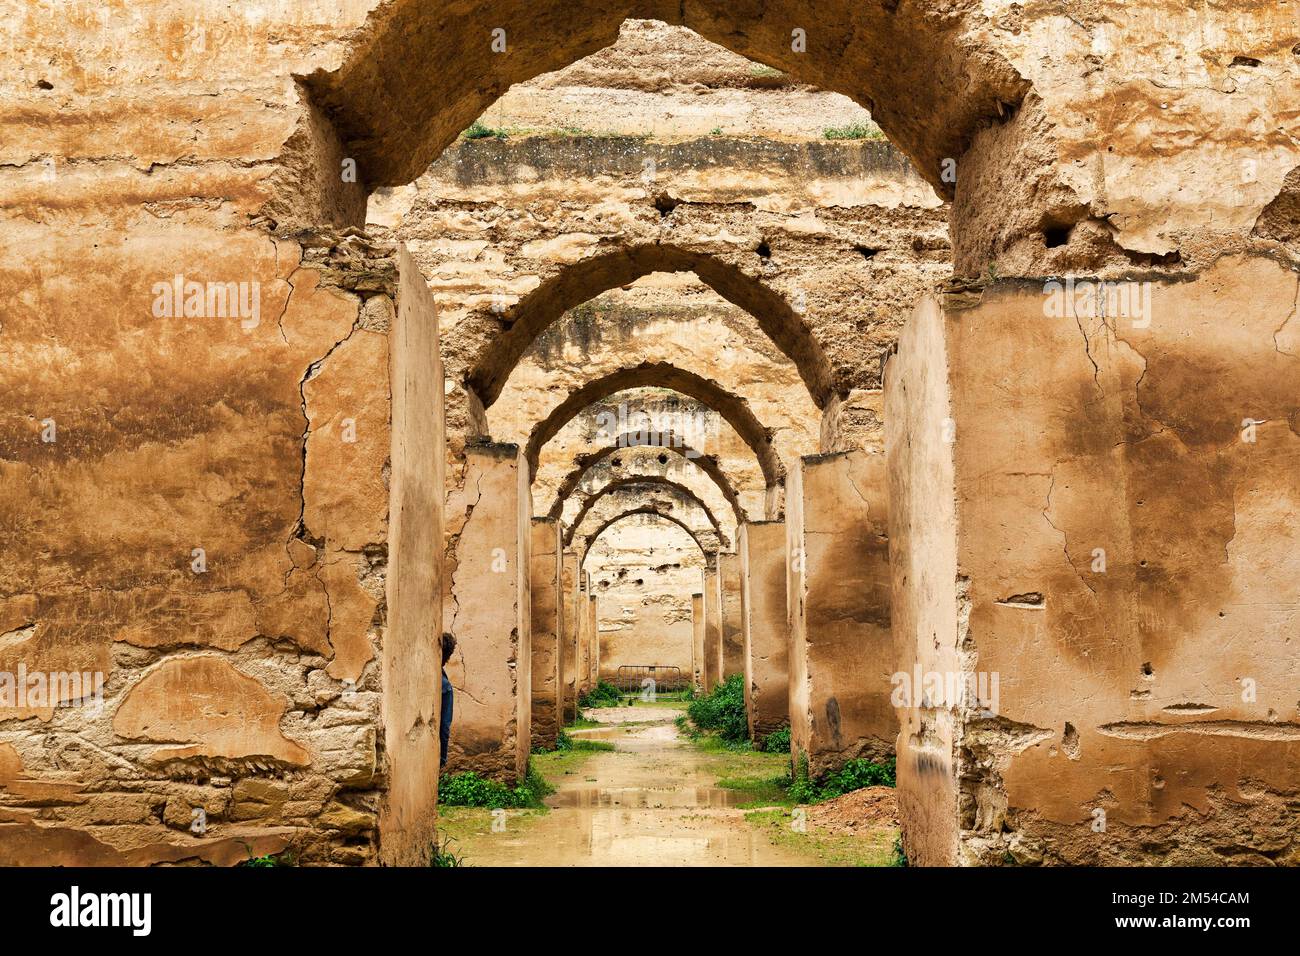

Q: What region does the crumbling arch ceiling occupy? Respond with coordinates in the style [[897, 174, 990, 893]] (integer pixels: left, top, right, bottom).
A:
[[580, 509, 708, 570], [524, 362, 784, 488], [304, 0, 1025, 198], [567, 476, 727, 550], [475, 246, 834, 410], [547, 430, 746, 525]]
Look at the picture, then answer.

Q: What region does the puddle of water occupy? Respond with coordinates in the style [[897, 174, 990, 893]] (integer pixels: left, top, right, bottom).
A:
[[548, 785, 746, 809], [448, 715, 815, 867]]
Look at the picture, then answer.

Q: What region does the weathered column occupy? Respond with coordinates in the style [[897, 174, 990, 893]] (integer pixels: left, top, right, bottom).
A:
[[444, 442, 532, 783], [587, 593, 599, 686], [703, 554, 723, 692], [720, 551, 745, 679], [740, 521, 789, 742], [885, 262, 1300, 866], [575, 571, 592, 696], [560, 549, 578, 723], [530, 517, 562, 751], [690, 591, 705, 691], [787, 448, 895, 779]]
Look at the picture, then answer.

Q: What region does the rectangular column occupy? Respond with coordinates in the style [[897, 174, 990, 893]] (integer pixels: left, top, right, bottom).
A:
[[444, 443, 532, 784], [560, 550, 578, 723], [529, 517, 562, 751], [741, 521, 789, 741], [587, 593, 599, 688], [703, 557, 722, 692], [720, 552, 745, 679], [787, 448, 895, 779], [690, 591, 705, 691], [885, 263, 1300, 866]]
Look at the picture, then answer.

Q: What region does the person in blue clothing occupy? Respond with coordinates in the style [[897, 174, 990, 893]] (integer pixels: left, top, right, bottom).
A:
[[440, 632, 456, 769]]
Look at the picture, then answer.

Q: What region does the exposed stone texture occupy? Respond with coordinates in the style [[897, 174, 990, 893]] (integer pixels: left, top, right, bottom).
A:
[[741, 522, 790, 740], [787, 451, 896, 778], [886, 256, 1300, 866], [529, 518, 562, 750], [444, 444, 532, 784]]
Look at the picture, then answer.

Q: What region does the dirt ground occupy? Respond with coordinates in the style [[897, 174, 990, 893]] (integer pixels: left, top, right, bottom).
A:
[[437, 702, 899, 866]]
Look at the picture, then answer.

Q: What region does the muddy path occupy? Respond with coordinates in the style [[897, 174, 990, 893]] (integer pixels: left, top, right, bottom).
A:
[[441, 704, 816, 866]]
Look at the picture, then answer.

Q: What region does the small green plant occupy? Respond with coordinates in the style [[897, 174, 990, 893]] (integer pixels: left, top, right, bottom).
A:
[[438, 764, 554, 810], [788, 755, 897, 804], [761, 725, 791, 754], [463, 121, 507, 140], [710, 126, 723, 136], [236, 842, 297, 867], [685, 674, 749, 743], [823, 123, 885, 141], [429, 836, 464, 867], [890, 833, 909, 867], [578, 680, 624, 709]]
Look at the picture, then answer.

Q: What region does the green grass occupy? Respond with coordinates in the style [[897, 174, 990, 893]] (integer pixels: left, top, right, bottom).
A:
[[744, 808, 899, 866], [715, 773, 795, 809], [823, 123, 886, 141], [428, 836, 464, 867], [788, 755, 896, 804], [438, 763, 554, 810]]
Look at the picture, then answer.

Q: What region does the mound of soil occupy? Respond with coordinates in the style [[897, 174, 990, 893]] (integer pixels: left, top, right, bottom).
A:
[[807, 786, 899, 836]]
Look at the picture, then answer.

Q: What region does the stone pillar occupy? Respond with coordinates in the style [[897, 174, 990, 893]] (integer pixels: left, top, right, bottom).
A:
[[530, 517, 562, 751], [703, 554, 723, 692], [787, 448, 895, 779], [587, 593, 599, 687], [885, 262, 1300, 866], [720, 552, 745, 679], [380, 246, 445, 864], [445, 443, 531, 784], [740, 521, 789, 742], [560, 549, 578, 723], [690, 591, 705, 691]]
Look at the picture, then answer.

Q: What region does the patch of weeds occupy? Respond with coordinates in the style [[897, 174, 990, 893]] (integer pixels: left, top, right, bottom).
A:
[[675, 713, 702, 740], [567, 713, 603, 729], [685, 674, 748, 743], [428, 836, 464, 868], [438, 763, 554, 810], [891, 833, 908, 867], [823, 123, 885, 141], [236, 843, 297, 867], [761, 725, 791, 754], [789, 754, 896, 804], [710, 126, 723, 136], [579, 680, 624, 709], [463, 121, 507, 140]]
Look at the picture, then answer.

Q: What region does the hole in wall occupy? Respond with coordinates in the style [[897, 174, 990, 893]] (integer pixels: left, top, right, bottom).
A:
[[755, 240, 771, 259]]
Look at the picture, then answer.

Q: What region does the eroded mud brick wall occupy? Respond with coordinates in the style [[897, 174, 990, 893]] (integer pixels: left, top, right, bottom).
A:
[[787, 450, 895, 777], [0, 235, 442, 865], [444, 443, 531, 783], [741, 521, 790, 741], [887, 259, 1300, 865], [529, 518, 562, 750]]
